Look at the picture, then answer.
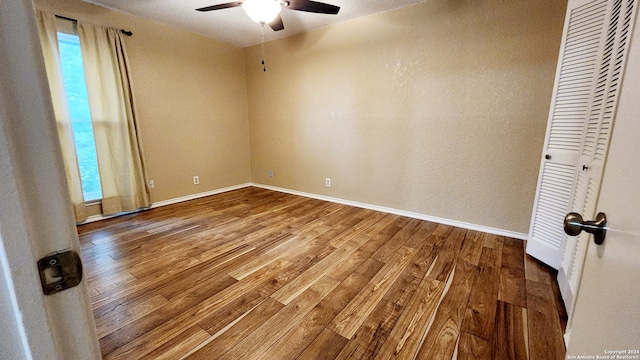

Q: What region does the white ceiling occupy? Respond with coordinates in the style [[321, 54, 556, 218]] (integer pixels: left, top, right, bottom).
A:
[[83, 0, 426, 47]]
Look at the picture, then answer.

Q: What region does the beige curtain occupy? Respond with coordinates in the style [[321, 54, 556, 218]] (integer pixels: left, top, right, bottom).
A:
[[35, 11, 88, 222], [77, 22, 150, 215]]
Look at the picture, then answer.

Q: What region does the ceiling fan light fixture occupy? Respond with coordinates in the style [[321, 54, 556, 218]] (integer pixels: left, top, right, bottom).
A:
[[242, 0, 282, 24]]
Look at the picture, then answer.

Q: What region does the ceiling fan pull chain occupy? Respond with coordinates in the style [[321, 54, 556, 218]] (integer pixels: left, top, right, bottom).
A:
[[261, 23, 267, 72]]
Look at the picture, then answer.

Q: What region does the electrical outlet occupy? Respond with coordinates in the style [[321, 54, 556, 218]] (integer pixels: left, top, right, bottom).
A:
[[269, 170, 273, 178], [193, 175, 199, 185], [149, 179, 155, 189], [325, 178, 331, 187]]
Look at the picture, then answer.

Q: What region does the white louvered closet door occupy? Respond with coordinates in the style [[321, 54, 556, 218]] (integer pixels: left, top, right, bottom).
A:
[[558, 0, 637, 316], [528, 0, 637, 315], [527, 0, 610, 269]]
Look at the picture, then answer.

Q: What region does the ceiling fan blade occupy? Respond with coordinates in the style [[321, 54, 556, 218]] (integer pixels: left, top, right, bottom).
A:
[[269, 15, 285, 31], [285, 0, 340, 14], [196, 2, 243, 12]]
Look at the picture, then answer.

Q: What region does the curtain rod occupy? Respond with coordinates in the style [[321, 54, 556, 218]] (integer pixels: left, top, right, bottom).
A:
[[54, 14, 133, 36]]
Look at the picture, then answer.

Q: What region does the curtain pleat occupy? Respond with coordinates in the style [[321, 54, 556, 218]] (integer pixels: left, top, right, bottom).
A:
[[77, 23, 150, 215], [35, 10, 88, 222]]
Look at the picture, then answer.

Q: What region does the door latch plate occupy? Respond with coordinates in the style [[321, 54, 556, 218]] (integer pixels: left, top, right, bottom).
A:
[[37, 250, 83, 295]]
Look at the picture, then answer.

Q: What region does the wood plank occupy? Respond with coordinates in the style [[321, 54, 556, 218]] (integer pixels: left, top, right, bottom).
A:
[[92, 243, 254, 312], [426, 227, 467, 282], [431, 224, 454, 238], [196, 291, 265, 335], [524, 254, 552, 285], [110, 224, 204, 263], [491, 301, 529, 360], [140, 325, 210, 360], [88, 270, 137, 295], [255, 253, 325, 297], [158, 270, 240, 303], [217, 276, 340, 360], [297, 328, 349, 360], [190, 237, 256, 264], [457, 332, 492, 360], [498, 237, 527, 308], [415, 259, 478, 359], [327, 212, 393, 248], [335, 299, 403, 360], [382, 242, 436, 307], [459, 230, 486, 266], [329, 246, 418, 339], [99, 274, 237, 357], [102, 260, 290, 358], [183, 298, 284, 359], [403, 220, 438, 249], [549, 274, 568, 333], [271, 234, 370, 305], [356, 216, 405, 255], [375, 277, 445, 360], [312, 214, 366, 247], [477, 246, 501, 269], [258, 258, 383, 359], [526, 280, 565, 360], [483, 233, 504, 250], [326, 247, 373, 282], [227, 234, 302, 280], [461, 248, 501, 341], [370, 218, 421, 263], [280, 229, 334, 262], [318, 205, 361, 227], [94, 294, 169, 339]]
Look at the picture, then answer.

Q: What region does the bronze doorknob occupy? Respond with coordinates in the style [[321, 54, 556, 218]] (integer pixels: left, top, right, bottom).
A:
[[564, 212, 607, 245]]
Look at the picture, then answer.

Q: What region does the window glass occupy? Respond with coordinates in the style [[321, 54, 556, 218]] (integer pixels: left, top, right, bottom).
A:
[[57, 32, 102, 201]]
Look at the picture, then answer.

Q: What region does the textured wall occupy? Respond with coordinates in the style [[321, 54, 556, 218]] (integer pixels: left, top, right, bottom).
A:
[[246, 0, 568, 233], [35, 0, 252, 203], [35, 0, 568, 233]]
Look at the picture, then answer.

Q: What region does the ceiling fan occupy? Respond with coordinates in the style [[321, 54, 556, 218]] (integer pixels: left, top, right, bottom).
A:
[[196, 0, 340, 31]]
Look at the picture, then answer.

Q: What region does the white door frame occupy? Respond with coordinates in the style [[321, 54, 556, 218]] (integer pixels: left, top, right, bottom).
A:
[[0, 0, 101, 358]]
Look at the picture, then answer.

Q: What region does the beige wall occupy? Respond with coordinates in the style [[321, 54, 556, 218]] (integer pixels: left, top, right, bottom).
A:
[[246, 0, 568, 233], [35, 0, 567, 234], [35, 0, 251, 203]]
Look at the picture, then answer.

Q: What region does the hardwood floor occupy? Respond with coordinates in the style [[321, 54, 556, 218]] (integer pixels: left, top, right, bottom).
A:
[[77, 187, 567, 359]]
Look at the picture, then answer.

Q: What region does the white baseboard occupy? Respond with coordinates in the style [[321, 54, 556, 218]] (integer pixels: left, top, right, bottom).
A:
[[78, 183, 252, 224], [80, 181, 528, 241], [80, 212, 129, 224], [251, 183, 528, 241], [149, 183, 252, 209]]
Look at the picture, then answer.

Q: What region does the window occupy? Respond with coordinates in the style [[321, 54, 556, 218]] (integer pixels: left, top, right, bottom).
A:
[[57, 32, 102, 201]]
